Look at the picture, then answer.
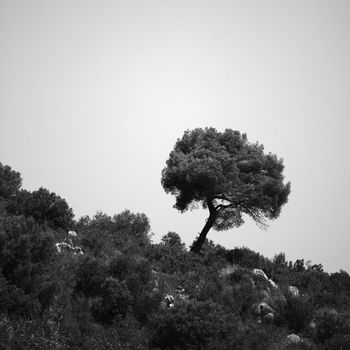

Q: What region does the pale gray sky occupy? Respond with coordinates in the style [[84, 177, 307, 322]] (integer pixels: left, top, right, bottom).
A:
[[1, 0, 349, 272]]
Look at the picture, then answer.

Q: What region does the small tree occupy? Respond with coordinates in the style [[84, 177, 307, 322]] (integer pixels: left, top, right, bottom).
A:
[[0, 163, 22, 200], [161, 128, 291, 253]]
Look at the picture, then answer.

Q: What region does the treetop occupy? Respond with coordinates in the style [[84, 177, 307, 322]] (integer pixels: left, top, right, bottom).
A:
[[162, 127, 290, 236]]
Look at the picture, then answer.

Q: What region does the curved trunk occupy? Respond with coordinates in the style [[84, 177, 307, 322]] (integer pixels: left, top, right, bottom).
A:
[[190, 200, 217, 254]]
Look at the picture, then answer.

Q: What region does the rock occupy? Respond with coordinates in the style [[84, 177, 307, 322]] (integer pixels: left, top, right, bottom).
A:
[[219, 264, 238, 277], [287, 334, 301, 344], [164, 294, 175, 304], [175, 285, 185, 294], [253, 302, 274, 316], [288, 286, 299, 297], [73, 246, 84, 255], [175, 285, 189, 302], [263, 312, 274, 322], [253, 268, 267, 279], [253, 269, 277, 288], [68, 230, 78, 238], [164, 294, 175, 308], [56, 242, 73, 253], [309, 320, 317, 329], [56, 242, 83, 255], [269, 279, 277, 288], [55, 242, 62, 253]]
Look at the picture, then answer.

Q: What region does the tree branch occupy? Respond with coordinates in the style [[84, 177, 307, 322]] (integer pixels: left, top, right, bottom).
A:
[[242, 206, 268, 229]]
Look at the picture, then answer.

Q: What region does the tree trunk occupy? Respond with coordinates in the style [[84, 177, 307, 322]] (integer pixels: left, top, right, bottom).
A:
[[190, 200, 217, 253]]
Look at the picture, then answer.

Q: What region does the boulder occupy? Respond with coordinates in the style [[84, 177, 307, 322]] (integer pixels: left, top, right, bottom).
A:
[[56, 242, 74, 253], [253, 302, 274, 316], [68, 230, 78, 238], [253, 269, 277, 288], [164, 294, 175, 308], [73, 246, 84, 255], [263, 312, 274, 322], [175, 285, 185, 294], [288, 286, 299, 297], [287, 334, 301, 344], [56, 242, 83, 255]]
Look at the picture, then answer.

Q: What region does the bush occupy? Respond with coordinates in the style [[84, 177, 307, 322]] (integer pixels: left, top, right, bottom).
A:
[[148, 300, 239, 349], [275, 293, 313, 333], [314, 308, 342, 343], [91, 278, 131, 324], [0, 216, 56, 316]]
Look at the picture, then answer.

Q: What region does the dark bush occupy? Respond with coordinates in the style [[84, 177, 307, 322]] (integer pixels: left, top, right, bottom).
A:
[[149, 300, 239, 349]]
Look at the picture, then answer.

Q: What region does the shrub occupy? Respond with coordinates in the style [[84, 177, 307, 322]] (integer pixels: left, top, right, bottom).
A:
[[148, 300, 239, 349]]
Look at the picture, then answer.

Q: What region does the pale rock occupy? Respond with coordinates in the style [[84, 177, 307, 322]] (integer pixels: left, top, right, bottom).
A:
[[288, 286, 299, 297], [56, 242, 83, 255], [56, 242, 73, 253], [164, 294, 175, 308], [68, 231, 78, 238], [175, 285, 189, 302], [219, 264, 238, 277], [253, 269, 277, 288], [263, 312, 274, 322], [287, 334, 301, 344], [254, 302, 274, 316], [73, 246, 84, 255], [175, 285, 185, 294], [55, 242, 62, 253], [309, 320, 317, 329]]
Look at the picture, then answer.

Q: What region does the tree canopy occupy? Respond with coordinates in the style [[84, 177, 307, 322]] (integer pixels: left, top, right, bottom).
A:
[[0, 162, 74, 230], [0, 163, 22, 200], [161, 127, 291, 253]]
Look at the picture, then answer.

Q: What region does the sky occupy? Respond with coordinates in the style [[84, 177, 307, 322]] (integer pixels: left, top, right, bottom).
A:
[[1, 0, 349, 273]]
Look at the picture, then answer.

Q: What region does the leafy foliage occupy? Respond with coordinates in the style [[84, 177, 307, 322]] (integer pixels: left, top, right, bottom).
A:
[[149, 300, 239, 349], [0, 215, 56, 316], [7, 188, 74, 230], [0, 163, 22, 200]]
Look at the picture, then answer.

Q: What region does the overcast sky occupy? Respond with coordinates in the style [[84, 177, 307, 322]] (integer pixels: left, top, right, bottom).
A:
[[1, 0, 349, 273]]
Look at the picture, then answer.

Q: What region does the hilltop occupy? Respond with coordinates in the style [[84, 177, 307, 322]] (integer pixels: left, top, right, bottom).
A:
[[0, 162, 350, 349]]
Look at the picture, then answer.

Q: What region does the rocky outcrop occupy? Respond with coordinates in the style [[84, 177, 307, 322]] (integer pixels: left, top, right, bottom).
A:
[[253, 301, 275, 317], [253, 269, 277, 288], [286, 333, 301, 344], [160, 286, 190, 309], [56, 230, 83, 255]]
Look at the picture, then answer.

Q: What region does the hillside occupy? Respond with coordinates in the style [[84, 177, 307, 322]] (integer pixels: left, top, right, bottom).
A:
[[1, 162, 350, 349]]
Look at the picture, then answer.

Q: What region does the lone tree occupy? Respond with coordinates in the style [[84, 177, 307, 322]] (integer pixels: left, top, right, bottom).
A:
[[161, 128, 291, 253]]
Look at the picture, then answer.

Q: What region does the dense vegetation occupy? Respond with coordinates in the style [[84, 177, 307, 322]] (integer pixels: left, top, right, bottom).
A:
[[1, 162, 350, 349]]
